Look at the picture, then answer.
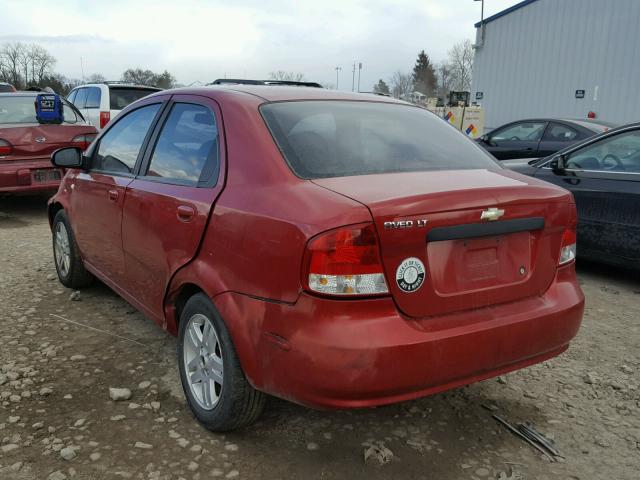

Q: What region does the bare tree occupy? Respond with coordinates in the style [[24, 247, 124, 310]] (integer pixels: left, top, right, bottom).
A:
[[389, 71, 413, 99], [30, 44, 56, 84], [87, 73, 106, 83], [0, 42, 56, 88], [435, 61, 452, 100], [268, 71, 306, 82], [0, 43, 25, 87], [448, 39, 474, 91]]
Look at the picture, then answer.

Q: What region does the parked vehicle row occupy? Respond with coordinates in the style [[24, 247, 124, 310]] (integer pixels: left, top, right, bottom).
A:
[[47, 85, 584, 431], [0, 92, 97, 194]]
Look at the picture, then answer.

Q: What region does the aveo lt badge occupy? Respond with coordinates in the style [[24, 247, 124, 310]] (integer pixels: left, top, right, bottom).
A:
[[396, 257, 425, 293], [384, 219, 428, 229]]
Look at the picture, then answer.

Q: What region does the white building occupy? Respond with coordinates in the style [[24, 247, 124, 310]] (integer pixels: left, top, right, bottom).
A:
[[471, 0, 640, 129]]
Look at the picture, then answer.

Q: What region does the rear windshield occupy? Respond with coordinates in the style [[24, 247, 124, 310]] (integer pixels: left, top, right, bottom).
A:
[[110, 87, 159, 110], [261, 101, 499, 179], [0, 96, 83, 124]]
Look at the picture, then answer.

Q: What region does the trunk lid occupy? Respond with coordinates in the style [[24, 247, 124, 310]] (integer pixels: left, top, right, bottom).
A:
[[313, 169, 573, 318], [0, 124, 96, 160]]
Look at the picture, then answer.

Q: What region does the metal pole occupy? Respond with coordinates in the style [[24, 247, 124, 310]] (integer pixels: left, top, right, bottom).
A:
[[351, 62, 356, 92], [335, 66, 341, 89], [357, 62, 362, 92]]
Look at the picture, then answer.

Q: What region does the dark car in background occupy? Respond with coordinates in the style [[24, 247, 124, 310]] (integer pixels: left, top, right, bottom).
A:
[[504, 123, 640, 269], [477, 118, 617, 160], [0, 92, 97, 194]]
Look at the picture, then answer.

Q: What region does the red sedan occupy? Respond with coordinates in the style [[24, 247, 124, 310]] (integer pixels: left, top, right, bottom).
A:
[[0, 92, 96, 194], [47, 86, 584, 431]]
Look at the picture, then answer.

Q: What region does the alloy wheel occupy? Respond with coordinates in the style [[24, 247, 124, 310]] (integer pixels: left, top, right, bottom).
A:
[[54, 222, 71, 278], [183, 313, 224, 410]]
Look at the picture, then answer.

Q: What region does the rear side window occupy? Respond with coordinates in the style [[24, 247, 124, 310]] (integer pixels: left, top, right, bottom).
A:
[[73, 88, 88, 108], [144, 103, 219, 185], [85, 87, 101, 109], [93, 104, 160, 174], [261, 101, 498, 179], [110, 88, 158, 110], [543, 123, 578, 142]]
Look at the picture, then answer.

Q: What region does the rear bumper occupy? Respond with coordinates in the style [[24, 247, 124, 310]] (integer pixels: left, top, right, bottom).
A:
[[0, 158, 62, 193], [214, 265, 584, 410]]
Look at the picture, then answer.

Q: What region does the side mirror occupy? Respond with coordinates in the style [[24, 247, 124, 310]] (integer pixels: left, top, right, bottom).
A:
[[51, 147, 84, 169], [479, 134, 489, 143], [549, 155, 565, 173]]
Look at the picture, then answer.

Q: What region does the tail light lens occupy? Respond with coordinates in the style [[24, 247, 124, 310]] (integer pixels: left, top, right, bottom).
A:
[[303, 223, 389, 296], [71, 133, 97, 151], [99, 111, 111, 129], [559, 204, 577, 265], [0, 139, 12, 156]]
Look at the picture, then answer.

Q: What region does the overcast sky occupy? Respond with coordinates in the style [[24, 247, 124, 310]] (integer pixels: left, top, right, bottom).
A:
[[2, 0, 519, 89]]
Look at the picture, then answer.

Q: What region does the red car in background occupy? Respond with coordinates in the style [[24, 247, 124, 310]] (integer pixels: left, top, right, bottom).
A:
[[48, 85, 584, 431], [0, 92, 97, 194], [0, 82, 17, 93]]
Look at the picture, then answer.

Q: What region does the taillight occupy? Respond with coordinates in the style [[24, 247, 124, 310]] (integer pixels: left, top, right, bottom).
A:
[[71, 133, 97, 151], [0, 139, 12, 156], [559, 204, 577, 265], [99, 111, 111, 129], [303, 223, 389, 296]]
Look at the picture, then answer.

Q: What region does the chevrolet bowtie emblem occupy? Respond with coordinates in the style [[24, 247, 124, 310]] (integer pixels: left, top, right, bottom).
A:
[[480, 207, 505, 221]]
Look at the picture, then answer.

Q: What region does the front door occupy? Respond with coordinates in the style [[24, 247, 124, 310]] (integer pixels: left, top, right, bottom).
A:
[[70, 101, 163, 283], [486, 121, 547, 160], [122, 95, 225, 321], [535, 128, 640, 265]]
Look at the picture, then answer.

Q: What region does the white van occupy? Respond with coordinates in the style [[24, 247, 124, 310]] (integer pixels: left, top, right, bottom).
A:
[[67, 82, 161, 131]]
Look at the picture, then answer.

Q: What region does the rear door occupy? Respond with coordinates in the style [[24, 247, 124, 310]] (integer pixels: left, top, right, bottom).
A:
[[486, 121, 547, 160], [84, 86, 102, 127], [534, 129, 640, 265], [70, 99, 166, 284], [72, 88, 89, 120], [538, 122, 580, 158], [122, 95, 225, 319]]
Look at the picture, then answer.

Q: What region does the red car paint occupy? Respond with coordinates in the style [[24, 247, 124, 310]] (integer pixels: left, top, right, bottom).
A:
[[0, 93, 97, 194], [48, 86, 584, 409]]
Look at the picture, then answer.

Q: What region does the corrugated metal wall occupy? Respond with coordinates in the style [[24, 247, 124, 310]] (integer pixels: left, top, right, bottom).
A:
[[471, 0, 640, 130]]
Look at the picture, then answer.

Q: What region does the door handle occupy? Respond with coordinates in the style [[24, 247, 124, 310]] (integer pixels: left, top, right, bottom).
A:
[[108, 189, 119, 201], [177, 205, 196, 222]]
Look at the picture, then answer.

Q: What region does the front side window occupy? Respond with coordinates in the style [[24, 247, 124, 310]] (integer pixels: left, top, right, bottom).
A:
[[73, 88, 88, 109], [491, 122, 546, 142], [566, 130, 640, 173], [144, 103, 218, 184], [543, 123, 578, 142], [93, 104, 160, 174], [261, 101, 498, 179], [85, 87, 101, 109]]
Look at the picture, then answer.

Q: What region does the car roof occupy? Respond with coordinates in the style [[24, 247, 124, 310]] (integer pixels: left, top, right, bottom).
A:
[[0, 92, 39, 97], [72, 83, 162, 90], [149, 85, 406, 104]]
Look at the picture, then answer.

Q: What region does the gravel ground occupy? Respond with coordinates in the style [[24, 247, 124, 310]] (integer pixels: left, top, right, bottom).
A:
[[1, 194, 638, 480]]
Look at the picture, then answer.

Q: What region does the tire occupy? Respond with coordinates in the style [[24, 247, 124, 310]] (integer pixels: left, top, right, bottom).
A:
[[52, 210, 93, 289], [178, 293, 266, 431]]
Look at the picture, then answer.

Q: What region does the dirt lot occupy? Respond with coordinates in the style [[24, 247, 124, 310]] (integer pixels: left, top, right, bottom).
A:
[[0, 194, 638, 480]]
